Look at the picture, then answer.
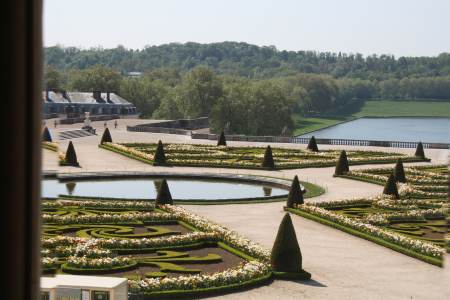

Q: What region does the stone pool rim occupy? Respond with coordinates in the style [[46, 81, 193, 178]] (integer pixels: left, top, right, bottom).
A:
[[42, 171, 301, 204]]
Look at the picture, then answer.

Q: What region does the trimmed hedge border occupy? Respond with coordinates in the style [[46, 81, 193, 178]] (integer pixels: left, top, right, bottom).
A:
[[61, 261, 138, 275], [42, 142, 58, 152], [129, 272, 273, 300], [273, 270, 311, 280], [286, 207, 442, 267], [336, 174, 441, 199], [57, 193, 288, 205], [100, 143, 429, 170], [116, 242, 212, 255]]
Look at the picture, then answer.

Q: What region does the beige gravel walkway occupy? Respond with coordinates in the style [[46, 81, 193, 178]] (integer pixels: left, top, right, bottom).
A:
[[41, 123, 449, 299]]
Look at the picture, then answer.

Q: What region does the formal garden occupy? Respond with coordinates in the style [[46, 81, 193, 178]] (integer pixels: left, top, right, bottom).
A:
[[98, 141, 428, 170], [41, 177, 311, 298], [286, 159, 448, 266], [40, 126, 448, 298]]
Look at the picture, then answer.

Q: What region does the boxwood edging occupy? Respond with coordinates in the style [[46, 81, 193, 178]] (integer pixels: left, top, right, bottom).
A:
[[129, 272, 273, 300], [336, 175, 442, 199], [57, 193, 288, 205], [286, 207, 442, 267], [61, 261, 138, 275], [42, 142, 58, 152], [100, 143, 428, 170]]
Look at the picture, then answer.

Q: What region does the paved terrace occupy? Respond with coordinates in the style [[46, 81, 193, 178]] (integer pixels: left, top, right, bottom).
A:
[[42, 119, 449, 299]]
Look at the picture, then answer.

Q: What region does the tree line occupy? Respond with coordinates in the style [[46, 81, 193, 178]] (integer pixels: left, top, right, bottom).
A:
[[44, 64, 450, 135], [44, 42, 450, 135], [45, 42, 450, 80]]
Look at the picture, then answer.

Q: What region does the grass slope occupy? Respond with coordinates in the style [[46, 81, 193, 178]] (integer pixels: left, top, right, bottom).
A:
[[354, 100, 450, 117]]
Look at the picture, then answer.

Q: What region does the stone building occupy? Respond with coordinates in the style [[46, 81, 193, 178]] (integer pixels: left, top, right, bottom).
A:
[[43, 90, 137, 116]]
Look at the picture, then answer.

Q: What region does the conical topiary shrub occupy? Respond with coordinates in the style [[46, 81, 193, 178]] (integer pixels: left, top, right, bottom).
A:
[[217, 130, 227, 146], [334, 150, 349, 176], [271, 213, 311, 279], [383, 173, 399, 199], [100, 127, 112, 144], [153, 140, 167, 165], [64, 141, 79, 167], [155, 179, 173, 205], [42, 126, 52, 142], [306, 136, 319, 152], [287, 175, 304, 208], [415, 142, 425, 158], [262, 145, 275, 169], [393, 158, 406, 183]]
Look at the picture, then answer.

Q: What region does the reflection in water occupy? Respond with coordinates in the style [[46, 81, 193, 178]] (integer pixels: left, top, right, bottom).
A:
[[153, 180, 162, 194], [263, 186, 272, 197], [65, 182, 76, 195], [42, 178, 288, 200]]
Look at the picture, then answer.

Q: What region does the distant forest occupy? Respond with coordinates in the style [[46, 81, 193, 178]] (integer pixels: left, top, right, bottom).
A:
[[44, 42, 450, 135], [45, 42, 450, 80]]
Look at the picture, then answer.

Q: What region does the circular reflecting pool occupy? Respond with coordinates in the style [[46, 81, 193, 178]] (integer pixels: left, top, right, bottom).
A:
[[42, 178, 287, 200]]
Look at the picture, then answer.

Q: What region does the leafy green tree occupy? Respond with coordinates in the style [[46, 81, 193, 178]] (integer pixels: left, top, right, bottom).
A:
[[44, 65, 64, 91], [293, 74, 338, 114], [178, 66, 223, 118], [68, 65, 122, 91], [247, 81, 293, 135], [210, 77, 252, 134], [152, 87, 184, 119]]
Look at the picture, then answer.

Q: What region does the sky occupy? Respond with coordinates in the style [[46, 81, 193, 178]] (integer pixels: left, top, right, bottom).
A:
[[44, 0, 450, 57]]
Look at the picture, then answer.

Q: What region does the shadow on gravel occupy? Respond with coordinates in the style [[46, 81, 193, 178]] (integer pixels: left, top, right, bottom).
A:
[[298, 279, 327, 287]]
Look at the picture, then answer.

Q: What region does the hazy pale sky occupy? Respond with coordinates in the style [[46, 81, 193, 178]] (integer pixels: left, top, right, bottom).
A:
[[44, 0, 450, 57]]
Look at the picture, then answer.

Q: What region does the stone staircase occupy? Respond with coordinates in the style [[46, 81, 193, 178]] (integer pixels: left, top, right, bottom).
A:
[[59, 129, 96, 140]]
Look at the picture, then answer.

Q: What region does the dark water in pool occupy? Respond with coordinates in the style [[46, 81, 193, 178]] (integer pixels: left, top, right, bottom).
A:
[[299, 117, 449, 143], [42, 178, 287, 200]]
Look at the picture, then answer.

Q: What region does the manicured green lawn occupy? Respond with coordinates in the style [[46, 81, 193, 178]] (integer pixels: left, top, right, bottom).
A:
[[293, 100, 450, 135], [353, 100, 450, 117], [292, 115, 351, 136]]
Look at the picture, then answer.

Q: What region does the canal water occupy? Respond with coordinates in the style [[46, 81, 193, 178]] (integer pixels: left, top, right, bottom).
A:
[[298, 117, 449, 143]]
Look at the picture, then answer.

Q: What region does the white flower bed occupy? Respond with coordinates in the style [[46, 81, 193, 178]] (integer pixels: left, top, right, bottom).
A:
[[66, 256, 132, 268], [104, 142, 417, 169], [41, 205, 272, 293], [347, 167, 447, 199], [42, 199, 155, 209], [129, 260, 270, 293], [42, 211, 173, 224], [298, 204, 445, 258], [363, 208, 447, 226]]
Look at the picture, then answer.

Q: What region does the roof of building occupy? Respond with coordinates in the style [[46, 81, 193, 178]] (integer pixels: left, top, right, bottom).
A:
[[41, 275, 127, 289], [43, 91, 134, 106]]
